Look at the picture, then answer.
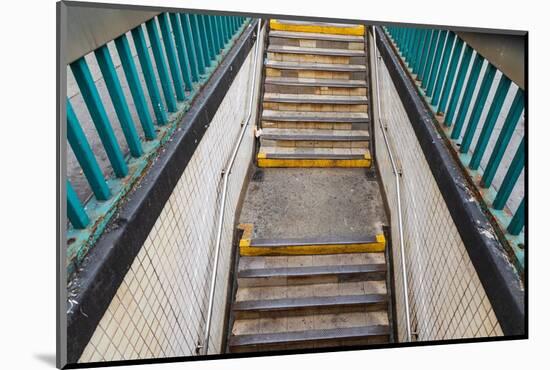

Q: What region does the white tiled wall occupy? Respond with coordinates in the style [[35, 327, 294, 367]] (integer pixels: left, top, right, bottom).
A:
[[369, 32, 503, 342], [78, 24, 265, 363]]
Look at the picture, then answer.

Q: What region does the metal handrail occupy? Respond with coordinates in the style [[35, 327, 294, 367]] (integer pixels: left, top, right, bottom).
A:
[[201, 19, 262, 355], [372, 27, 412, 342]]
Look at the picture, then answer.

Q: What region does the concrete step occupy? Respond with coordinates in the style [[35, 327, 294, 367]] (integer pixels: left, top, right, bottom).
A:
[[262, 110, 369, 123], [268, 45, 365, 57], [236, 279, 387, 300], [265, 76, 367, 88], [238, 263, 386, 287], [262, 110, 369, 130], [269, 19, 365, 36], [232, 294, 387, 318], [239, 253, 386, 271], [266, 60, 366, 72], [264, 93, 367, 105], [263, 93, 368, 113], [257, 147, 372, 168], [269, 33, 364, 51], [266, 60, 366, 80], [260, 128, 369, 149], [269, 30, 364, 43], [240, 232, 384, 255], [264, 76, 367, 96], [267, 45, 366, 66], [229, 325, 389, 351]]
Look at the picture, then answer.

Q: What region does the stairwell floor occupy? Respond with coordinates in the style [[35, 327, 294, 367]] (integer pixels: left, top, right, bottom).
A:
[[239, 168, 387, 240]]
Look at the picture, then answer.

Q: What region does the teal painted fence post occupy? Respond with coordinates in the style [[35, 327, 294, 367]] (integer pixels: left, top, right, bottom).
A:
[[426, 30, 448, 97], [94, 45, 143, 158], [431, 32, 456, 106], [421, 30, 440, 89], [189, 14, 206, 74], [481, 89, 524, 188], [418, 30, 434, 81], [437, 37, 464, 114], [70, 57, 128, 178], [131, 25, 169, 125], [170, 13, 194, 91], [493, 138, 524, 210], [204, 15, 221, 55], [67, 181, 90, 229], [180, 14, 200, 82], [408, 29, 420, 70], [413, 29, 427, 76], [450, 53, 484, 139], [219, 16, 229, 45], [114, 34, 157, 140], [158, 14, 186, 101], [469, 76, 512, 170], [402, 29, 411, 62], [459, 63, 497, 153], [444, 45, 473, 126], [67, 100, 111, 201], [507, 198, 525, 235], [197, 15, 213, 66], [146, 18, 178, 111], [403, 29, 412, 60]]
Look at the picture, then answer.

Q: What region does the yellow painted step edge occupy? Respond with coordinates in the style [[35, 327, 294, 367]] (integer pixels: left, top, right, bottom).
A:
[[238, 224, 385, 256], [257, 152, 371, 168], [270, 20, 365, 36]]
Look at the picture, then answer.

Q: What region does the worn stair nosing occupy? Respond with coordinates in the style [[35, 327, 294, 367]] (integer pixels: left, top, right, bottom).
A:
[[229, 325, 390, 347], [262, 133, 369, 141], [262, 112, 369, 123], [269, 30, 365, 43], [268, 45, 365, 57], [261, 152, 367, 160], [263, 95, 368, 105], [265, 77, 367, 88], [232, 294, 387, 312], [266, 60, 366, 72], [269, 20, 365, 36], [238, 264, 386, 279], [249, 235, 377, 247]]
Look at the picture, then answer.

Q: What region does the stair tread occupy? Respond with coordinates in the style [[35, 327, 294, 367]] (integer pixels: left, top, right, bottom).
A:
[[265, 76, 367, 88], [264, 93, 367, 104], [229, 325, 390, 347], [239, 253, 386, 271], [233, 293, 387, 311], [259, 146, 370, 160], [262, 110, 369, 122], [248, 234, 377, 246], [273, 20, 364, 28], [268, 44, 365, 56], [261, 128, 369, 141], [269, 30, 364, 42], [236, 280, 387, 302], [266, 60, 366, 72], [239, 263, 386, 279]]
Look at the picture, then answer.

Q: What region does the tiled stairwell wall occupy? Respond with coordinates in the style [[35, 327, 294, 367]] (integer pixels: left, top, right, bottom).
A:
[[77, 24, 265, 363], [368, 31, 504, 342]]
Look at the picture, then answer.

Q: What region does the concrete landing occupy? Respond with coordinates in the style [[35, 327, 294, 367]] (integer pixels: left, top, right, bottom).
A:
[[238, 168, 387, 240]]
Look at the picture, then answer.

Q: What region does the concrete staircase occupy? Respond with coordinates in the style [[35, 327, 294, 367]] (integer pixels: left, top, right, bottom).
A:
[[226, 20, 392, 353], [257, 19, 371, 168], [228, 252, 390, 352]]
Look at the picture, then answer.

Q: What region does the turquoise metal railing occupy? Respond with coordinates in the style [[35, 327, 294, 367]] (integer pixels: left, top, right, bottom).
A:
[[385, 26, 525, 270], [66, 12, 249, 268]]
